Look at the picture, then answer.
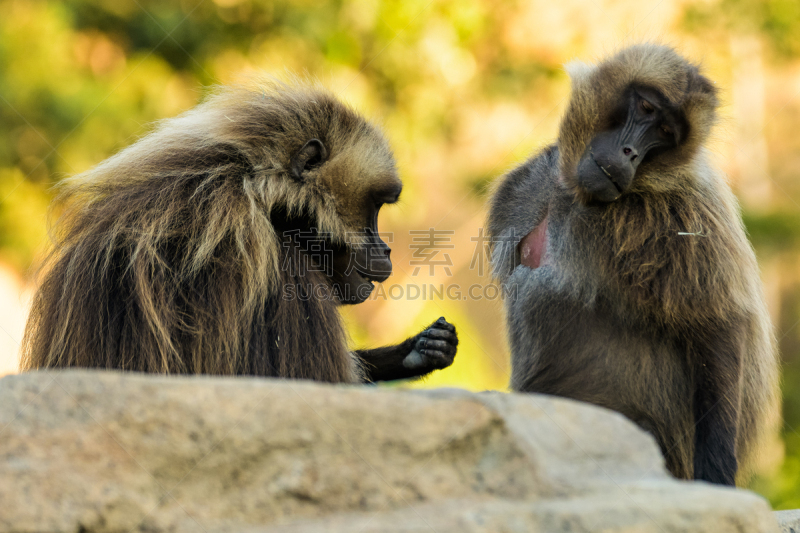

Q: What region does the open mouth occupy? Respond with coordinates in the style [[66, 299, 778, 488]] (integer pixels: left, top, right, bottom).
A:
[[354, 270, 377, 285], [354, 265, 392, 285]]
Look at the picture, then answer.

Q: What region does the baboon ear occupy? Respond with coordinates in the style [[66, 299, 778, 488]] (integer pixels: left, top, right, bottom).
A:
[[291, 139, 328, 181], [692, 71, 718, 97]]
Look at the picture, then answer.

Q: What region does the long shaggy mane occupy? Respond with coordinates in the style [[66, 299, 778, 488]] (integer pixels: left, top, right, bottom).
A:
[[21, 80, 393, 381]]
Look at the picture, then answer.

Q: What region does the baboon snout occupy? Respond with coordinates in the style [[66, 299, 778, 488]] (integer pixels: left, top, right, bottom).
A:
[[368, 255, 392, 282], [576, 150, 634, 203], [362, 241, 392, 282], [622, 145, 638, 162]]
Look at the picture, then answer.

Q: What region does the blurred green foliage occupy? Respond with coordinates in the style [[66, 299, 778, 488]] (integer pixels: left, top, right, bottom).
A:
[[744, 212, 800, 251], [684, 0, 800, 58], [1, 0, 800, 507]]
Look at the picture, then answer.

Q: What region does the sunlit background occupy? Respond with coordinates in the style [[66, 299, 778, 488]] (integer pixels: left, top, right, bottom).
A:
[[1, 0, 799, 507]]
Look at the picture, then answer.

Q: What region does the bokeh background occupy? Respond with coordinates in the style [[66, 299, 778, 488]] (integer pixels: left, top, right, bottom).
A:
[[1, 0, 799, 507]]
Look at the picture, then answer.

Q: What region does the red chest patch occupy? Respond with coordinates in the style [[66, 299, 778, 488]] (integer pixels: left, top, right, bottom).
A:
[[519, 216, 549, 269]]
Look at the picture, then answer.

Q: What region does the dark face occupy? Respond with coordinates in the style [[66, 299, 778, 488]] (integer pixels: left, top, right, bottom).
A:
[[575, 85, 685, 203], [329, 182, 401, 305], [289, 138, 401, 305]]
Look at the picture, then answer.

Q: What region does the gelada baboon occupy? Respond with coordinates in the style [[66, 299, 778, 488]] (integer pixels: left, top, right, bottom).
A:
[[22, 80, 458, 383], [488, 44, 779, 485]]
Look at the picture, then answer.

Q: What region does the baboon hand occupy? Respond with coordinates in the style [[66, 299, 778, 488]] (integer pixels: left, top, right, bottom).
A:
[[402, 317, 458, 371]]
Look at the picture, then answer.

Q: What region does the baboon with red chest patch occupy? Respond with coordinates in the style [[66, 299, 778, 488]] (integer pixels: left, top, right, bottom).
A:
[[488, 45, 779, 485]]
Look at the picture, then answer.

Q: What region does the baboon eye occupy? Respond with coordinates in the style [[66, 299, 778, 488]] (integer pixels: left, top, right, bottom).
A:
[[640, 99, 655, 114], [660, 124, 673, 137]]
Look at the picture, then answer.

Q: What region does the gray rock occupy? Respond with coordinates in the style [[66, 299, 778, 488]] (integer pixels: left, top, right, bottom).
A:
[[777, 510, 800, 533], [0, 370, 781, 532]]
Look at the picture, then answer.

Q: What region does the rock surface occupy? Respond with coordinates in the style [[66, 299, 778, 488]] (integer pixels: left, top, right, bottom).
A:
[[0, 370, 781, 533], [777, 510, 800, 533]]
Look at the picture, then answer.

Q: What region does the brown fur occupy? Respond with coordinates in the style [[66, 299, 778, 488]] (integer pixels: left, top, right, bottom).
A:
[[488, 44, 780, 484], [22, 80, 404, 382]]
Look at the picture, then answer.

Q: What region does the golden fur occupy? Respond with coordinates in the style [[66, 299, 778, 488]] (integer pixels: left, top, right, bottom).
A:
[[22, 81, 400, 381]]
